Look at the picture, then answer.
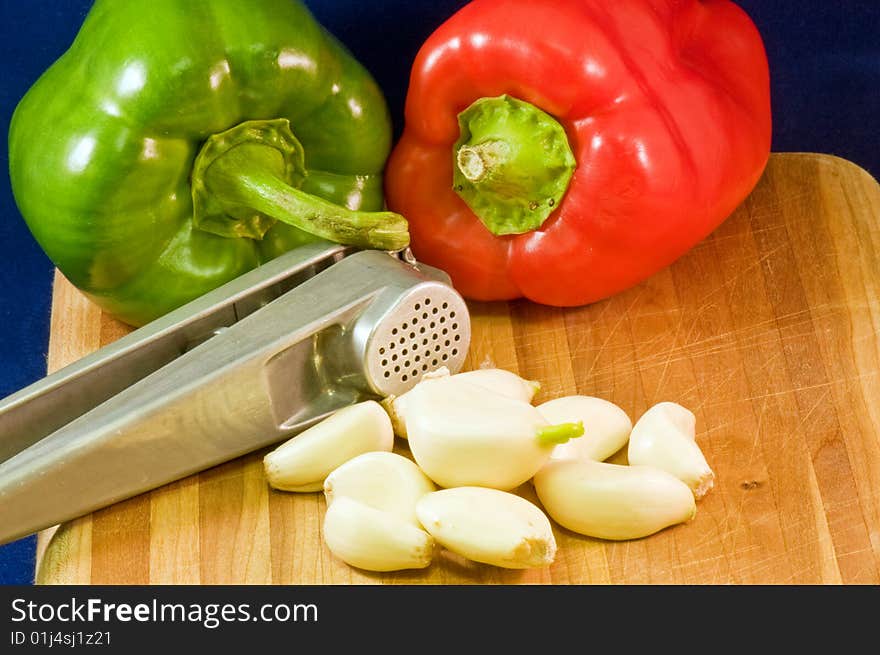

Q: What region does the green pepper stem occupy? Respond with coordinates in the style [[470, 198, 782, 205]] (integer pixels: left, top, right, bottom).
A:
[[217, 160, 410, 251], [536, 421, 585, 446], [192, 119, 409, 251]]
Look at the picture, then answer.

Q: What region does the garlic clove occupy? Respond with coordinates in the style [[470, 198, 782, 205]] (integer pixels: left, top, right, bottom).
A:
[[538, 396, 632, 462], [381, 395, 408, 439], [405, 376, 581, 491], [533, 458, 696, 541], [323, 451, 436, 527], [322, 496, 435, 572], [416, 487, 556, 569], [627, 402, 714, 499], [263, 401, 393, 492]]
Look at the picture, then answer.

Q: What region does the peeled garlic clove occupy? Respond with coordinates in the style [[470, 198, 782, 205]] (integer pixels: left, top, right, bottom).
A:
[[451, 368, 541, 404], [323, 451, 435, 527], [264, 401, 393, 492], [627, 402, 714, 499], [416, 487, 556, 569], [405, 376, 582, 490], [538, 396, 632, 462], [534, 458, 696, 541], [322, 497, 434, 572], [381, 395, 408, 439]]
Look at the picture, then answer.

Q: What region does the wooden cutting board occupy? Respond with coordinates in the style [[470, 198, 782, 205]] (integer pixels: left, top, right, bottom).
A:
[[34, 153, 880, 585]]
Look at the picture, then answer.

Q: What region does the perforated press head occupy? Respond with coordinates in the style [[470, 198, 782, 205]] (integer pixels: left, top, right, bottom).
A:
[[317, 253, 471, 399], [364, 281, 470, 396]]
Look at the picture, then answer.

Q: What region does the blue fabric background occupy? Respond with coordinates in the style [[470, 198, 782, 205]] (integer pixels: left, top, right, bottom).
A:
[[1, 1, 878, 584]]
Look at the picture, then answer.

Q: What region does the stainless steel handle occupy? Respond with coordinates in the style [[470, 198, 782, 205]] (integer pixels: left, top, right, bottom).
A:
[[0, 252, 390, 545]]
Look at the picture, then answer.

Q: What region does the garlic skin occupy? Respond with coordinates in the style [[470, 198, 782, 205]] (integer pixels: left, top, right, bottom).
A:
[[538, 396, 632, 462], [263, 401, 393, 492], [627, 402, 714, 499], [323, 452, 436, 527], [404, 376, 574, 490], [385, 367, 539, 439], [322, 497, 434, 572], [416, 487, 556, 569], [534, 459, 696, 541]]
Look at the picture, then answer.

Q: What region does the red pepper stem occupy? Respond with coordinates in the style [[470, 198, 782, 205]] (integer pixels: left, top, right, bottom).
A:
[[191, 119, 410, 251], [457, 140, 509, 183], [453, 95, 576, 236], [536, 421, 585, 446]]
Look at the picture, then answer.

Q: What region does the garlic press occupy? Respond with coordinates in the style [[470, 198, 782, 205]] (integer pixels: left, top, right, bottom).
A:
[[0, 242, 471, 545]]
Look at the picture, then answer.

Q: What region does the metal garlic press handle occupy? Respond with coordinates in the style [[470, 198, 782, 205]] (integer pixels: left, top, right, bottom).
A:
[[0, 247, 470, 546]]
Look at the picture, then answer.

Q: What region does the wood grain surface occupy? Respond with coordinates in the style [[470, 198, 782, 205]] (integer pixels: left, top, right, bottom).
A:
[[34, 153, 880, 585]]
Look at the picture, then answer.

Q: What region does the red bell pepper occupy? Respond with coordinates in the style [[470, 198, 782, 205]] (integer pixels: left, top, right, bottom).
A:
[[385, 0, 771, 305]]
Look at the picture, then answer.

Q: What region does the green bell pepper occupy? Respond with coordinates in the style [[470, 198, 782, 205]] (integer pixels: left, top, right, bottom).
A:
[[8, 0, 409, 326]]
